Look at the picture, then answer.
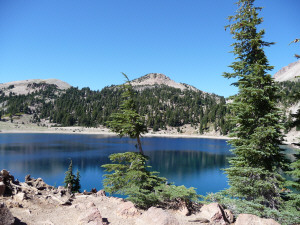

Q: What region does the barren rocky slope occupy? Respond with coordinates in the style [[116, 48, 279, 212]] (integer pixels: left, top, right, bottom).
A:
[[131, 73, 199, 92], [0, 79, 71, 96], [273, 60, 300, 82], [0, 170, 280, 225]]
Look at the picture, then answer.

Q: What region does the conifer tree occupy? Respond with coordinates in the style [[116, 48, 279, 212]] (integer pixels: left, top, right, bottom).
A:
[[287, 39, 300, 209], [74, 170, 81, 193], [107, 73, 147, 154], [223, 0, 286, 209], [64, 159, 75, 190], [64, 159, 81, 193]]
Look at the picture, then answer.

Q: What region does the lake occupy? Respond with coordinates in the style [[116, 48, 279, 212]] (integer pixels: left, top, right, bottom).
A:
[[0, 133, 232, 195]]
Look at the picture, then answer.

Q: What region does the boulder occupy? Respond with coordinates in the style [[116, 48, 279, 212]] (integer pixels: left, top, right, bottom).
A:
[[13, 192, 27, 202], [0, 181, 5, 196], [96, 190, 106, 197], [0, 202, 15, 225], [177, 203, 189, 216], [25, 175, 51, 190], [116, 201, 140, 218], [135, 207, 180, 225], [34, 178, 49, 190], [224, 209, 234, 223], [1, 170, 10, 179], [195, 203, 229, 225], [235, 214, 281, 225], [0, 170, 15, 195], [78, 207, 103, 225]]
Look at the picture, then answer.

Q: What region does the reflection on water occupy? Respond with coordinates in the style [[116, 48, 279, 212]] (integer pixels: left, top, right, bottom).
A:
[[0, 133, 231, 195]]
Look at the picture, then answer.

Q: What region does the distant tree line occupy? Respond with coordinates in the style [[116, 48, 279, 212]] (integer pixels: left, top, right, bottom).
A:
[[1, 79, 300, 135]]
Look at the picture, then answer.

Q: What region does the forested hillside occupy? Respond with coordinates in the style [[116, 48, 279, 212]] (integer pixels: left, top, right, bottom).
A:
[[1, 76, 299, 136], [0, 80, 231, 134]]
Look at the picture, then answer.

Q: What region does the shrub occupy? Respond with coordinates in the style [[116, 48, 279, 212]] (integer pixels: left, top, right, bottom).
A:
[[102, 152, 198, 209]]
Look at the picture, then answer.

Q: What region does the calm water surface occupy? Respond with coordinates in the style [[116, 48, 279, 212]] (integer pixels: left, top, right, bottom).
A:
[[0, 133, 232, 195]]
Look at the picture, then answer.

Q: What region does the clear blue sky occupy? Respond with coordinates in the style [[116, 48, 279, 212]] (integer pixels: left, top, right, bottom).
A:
[[0, 0, 299, 97]]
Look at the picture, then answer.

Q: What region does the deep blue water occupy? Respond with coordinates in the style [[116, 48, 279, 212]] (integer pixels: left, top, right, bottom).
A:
[[0, 133, 232, 195]]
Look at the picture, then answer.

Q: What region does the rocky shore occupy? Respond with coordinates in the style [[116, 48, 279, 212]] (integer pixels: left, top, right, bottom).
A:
[[0, 169, 281, 225]]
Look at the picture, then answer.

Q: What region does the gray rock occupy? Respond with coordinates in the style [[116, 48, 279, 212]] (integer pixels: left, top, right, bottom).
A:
[[96, 190, 106, 197], [135, 207, 180, 225], [78, 207, 103, 225], [0, 202, 15, 225], [195, 203, 229, 225], [235, 214, 281, 225], [0, 181, 5, 196], [13, 192, 27, 202], [0, 170, 10, 179], [116, 201, 140, 218], [224, 209, 234, 223]]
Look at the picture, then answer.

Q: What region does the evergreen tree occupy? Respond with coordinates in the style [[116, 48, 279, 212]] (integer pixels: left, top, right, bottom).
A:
[[107, 73, 147, 154], [223, 0, 285, 209], [102, 152, 198, 209], [64, 159, 81, 193], [286, 39, 300, 210], [64, 159, 75, 190], [74, 170, 81, 193]]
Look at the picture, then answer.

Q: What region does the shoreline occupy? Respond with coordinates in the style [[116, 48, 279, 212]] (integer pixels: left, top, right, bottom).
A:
[[0, 127, 230, 140], [0, 121, 298, 147]]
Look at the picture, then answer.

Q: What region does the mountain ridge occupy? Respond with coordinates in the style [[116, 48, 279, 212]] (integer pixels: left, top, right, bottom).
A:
[[273, 60, 300, 82], [130, 73, 200, 92], [0, 79, 71, 96]]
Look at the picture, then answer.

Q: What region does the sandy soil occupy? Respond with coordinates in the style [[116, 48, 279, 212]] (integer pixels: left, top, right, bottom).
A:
[[1, 115, 299, 146], [0, 116, 229, 140]]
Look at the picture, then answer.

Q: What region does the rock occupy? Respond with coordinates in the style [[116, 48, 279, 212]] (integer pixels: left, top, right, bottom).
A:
[[96, 190, 106, 197], [224, 209, 234, 223], [235, 214, 281, 225], [0, 202, 15, 225], [0, 181, 5, 196], [116, 201, 140, 218], [1, 170, 10, 179], [78, 207, 103, 225], [195, 203, 229, 225], [25, 174, 32, 182], [87, 202, 96, 208], [188, 218, 210, 223], [34, 178, 49, 190], [135, 207, 180, 225], [25, 175, 52, 190], [14, 192, 27, 202], [177, 203, 189, 216]]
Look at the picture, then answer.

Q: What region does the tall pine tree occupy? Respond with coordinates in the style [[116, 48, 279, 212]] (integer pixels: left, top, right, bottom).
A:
[[107, 73, 147, 154], [223, 0, 286, 209]]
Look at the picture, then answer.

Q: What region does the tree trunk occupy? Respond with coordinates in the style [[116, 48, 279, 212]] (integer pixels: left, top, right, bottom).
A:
[[136, 136, 144, 155]]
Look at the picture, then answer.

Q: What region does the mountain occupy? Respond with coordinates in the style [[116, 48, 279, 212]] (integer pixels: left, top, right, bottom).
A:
[[0, 79, 71, 96], [0, 74, 230, 135], [131, 73, 199, 92], [273, 60, 300, 82]]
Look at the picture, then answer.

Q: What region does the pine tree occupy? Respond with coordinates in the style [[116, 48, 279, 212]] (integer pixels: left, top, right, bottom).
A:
[[74, 170, 81, 193], [64, 159, 75, 190], [107, 73, 147, 154], [64, 159, 81, 193], [223, 0, 286, 209]]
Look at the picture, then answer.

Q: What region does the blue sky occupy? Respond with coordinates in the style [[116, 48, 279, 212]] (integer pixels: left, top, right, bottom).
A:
[[0, 0, 299, 97]]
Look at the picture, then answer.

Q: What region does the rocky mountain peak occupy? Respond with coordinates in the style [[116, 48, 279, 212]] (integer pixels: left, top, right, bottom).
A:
[[131, 73, 199, 92], [0, 79, 71, 96], [273, 60, 300, 82]]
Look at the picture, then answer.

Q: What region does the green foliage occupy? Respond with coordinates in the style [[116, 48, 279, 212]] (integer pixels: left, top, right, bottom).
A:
[[64, 160, 81, 193], [223, 0, 286, 209], [74, 170, 81, 193], [102, 152, 198, 209], [107, 73, 147, 154]]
